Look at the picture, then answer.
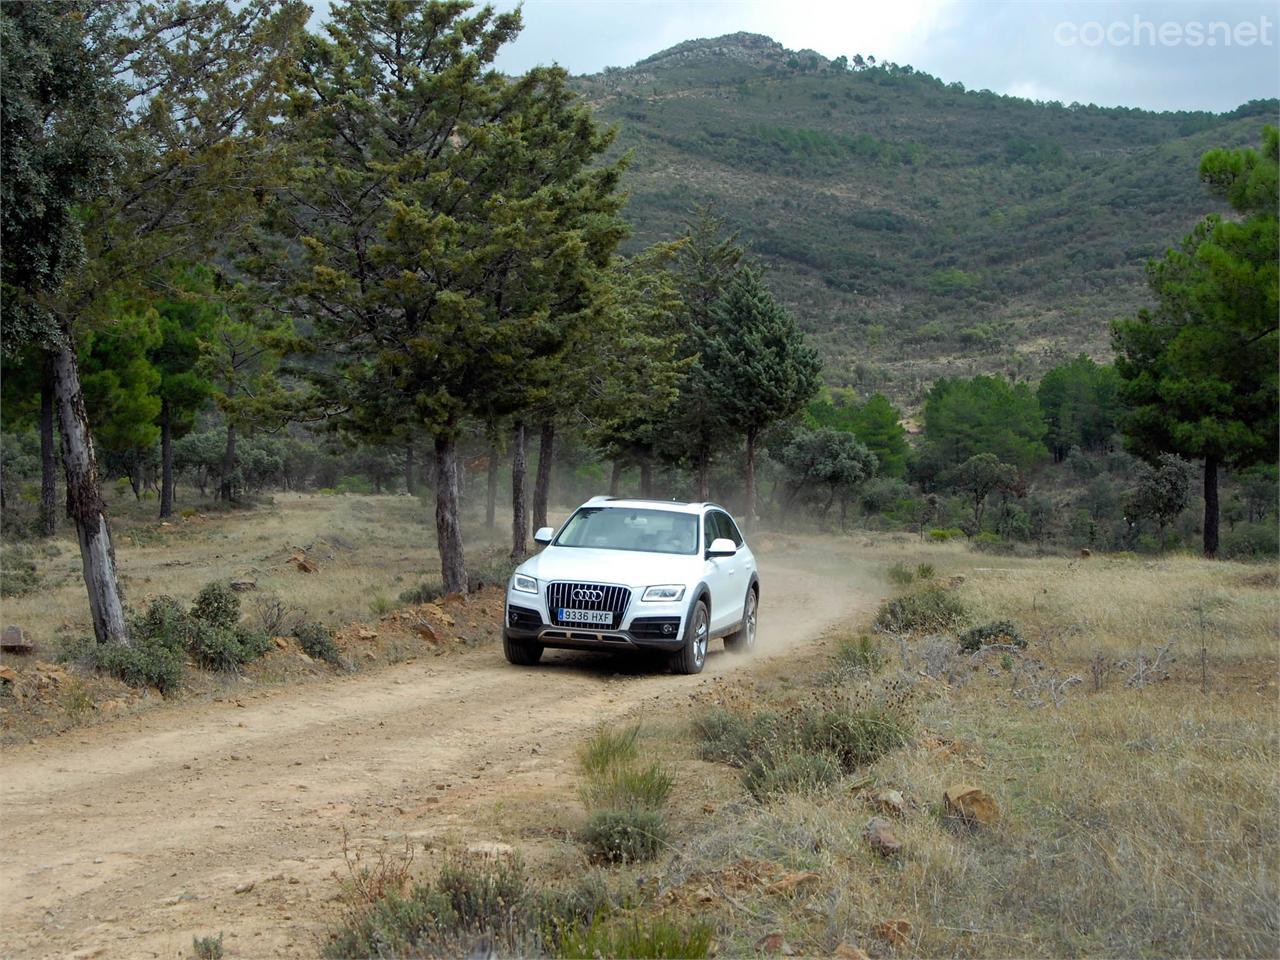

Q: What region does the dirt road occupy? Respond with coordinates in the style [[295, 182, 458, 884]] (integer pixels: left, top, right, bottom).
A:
[[0, 540, 877, 958]]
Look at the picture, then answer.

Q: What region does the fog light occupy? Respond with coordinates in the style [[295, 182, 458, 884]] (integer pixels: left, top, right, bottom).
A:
[[662, 623, 675, 636]]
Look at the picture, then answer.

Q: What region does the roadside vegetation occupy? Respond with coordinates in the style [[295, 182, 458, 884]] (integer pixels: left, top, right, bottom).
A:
[[313, 538, 1276, 959]]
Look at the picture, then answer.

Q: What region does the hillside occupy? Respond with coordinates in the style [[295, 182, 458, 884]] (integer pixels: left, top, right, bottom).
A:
[[573, 33, 1276, 404]]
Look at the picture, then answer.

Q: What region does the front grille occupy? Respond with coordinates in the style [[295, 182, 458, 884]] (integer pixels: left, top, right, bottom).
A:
[[506, 604, 542, 630], [545, 581, 631, 629], [629, 616, 682, 641]]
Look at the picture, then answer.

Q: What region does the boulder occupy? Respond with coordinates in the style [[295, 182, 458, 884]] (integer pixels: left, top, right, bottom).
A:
[[873, 788, 906, 817], [863, 817, 902, 857], [230, 578, 257, 592], [1, 625, 33, 654], [943, 784, 999, 826]]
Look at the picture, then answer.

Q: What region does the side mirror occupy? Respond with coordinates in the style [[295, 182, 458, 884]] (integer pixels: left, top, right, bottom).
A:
[[533, 526, 555, 545], [707, 537, 737, 558]]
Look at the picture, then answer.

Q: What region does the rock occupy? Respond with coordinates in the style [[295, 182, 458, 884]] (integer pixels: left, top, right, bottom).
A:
[[875, 919, 912, 946], [754, 932, 794, 955], [230, 578, 257, 592], [833, 945, 870, 960], [465, 842, 514, 861], [415, 622, 438, 642], [234, 881, 255, 894], [943, 784, 999, 826], [1, 625, 33, 654], [1080, 548, 1092, 557], [873, 788, 906, 817], [863, 817, 902, 858], [272, 636, 289, 650], [356, 627, 378, 640], [0, 665, 17, 683]]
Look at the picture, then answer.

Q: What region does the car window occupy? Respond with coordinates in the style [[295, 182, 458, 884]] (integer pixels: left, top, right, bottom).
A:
[[554, 507, 698, 555], [705, 511, 736, 549], [718, 512, 745, 547]]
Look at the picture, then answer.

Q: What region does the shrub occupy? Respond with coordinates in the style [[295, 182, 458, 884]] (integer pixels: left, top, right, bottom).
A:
[[692, 707, 780, 767], [192, 933, 224, 960], [798, 704, 911, 771], [742, 749, 842, 800], [579, 724, 640, 776], [832, 635, 884, 674], [192, 581, 240, 630], [92, 637, 185, 694], [1221, 522, 1280, 560], [887, 561, 915, 585], [369, 593, 395, 617], [582, 807, 667, 863], [929, 527, 964, 541], [399, 581, 443, 605], [874, 584, 968, 633], [557, 914, 713, 960], [189, 622, 270, 672], [958, 619, 1026, 652], [581, 763, 674, 812], [0, 545, 41, 597], [294, 620, 341, 664], [915, 562, 936, 580]]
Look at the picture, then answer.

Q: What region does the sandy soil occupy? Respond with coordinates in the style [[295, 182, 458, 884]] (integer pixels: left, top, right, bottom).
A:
[[0, 537, 879, 959]]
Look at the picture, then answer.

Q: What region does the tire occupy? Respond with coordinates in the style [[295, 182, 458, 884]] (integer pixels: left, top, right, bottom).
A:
[[670, 598, 709, 675], [723, 586, 758, 655], [503, 631, 544, 666]]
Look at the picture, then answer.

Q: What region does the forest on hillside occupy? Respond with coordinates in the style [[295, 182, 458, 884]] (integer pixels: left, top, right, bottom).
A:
[[1, 2, 1277, 659]]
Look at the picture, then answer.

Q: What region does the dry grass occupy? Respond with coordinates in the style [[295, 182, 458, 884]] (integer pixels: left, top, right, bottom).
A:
[[642, 538, 1280, 959]]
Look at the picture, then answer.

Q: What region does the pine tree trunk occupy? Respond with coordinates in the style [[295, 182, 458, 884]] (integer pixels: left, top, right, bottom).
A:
[[640, 459, 653, 498], [159, 400, 174, 519], [533, 421, 555, 532], [404, 440, 416, 495], [434, 433, 467, 593], [1203, 456, 1220, 559], [744, 428, 758, 531], [696, 445, 711, 502], [53, 341, 128, 645], [39, 359, 57, 537], [609, 460, 623, 497], [485, 440, 499, 530], [510, 421, 528, 559], [219, 421, 237, 502]]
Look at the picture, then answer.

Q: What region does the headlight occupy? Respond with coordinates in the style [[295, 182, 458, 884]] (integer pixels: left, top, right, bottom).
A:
[[512, 574, 538, 594], [642, 584, 686, 602]]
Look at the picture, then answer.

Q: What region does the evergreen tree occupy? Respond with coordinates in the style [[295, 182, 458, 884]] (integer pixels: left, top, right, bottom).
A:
[[807, 389, 909, 478], [919, 374, 1047, 480], [705, 266, 820, 527], [263, 1, 626, 592], [1113, 126, 1278, 557], [1037, 355, 1122, 460], [773, 426, 876, 528]]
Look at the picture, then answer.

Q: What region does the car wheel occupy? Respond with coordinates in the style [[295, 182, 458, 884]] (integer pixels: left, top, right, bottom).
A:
[[671, 599, 709, 675], [723, 587, 757, 654], [503, 631, 544, 666]]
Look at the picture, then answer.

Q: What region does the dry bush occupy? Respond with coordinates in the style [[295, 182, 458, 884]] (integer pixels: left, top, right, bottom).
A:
[[340, 827, 415, 907]]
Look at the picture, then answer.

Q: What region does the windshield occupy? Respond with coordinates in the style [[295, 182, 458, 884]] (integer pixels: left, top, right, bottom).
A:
[[553, 507, 699, 555]]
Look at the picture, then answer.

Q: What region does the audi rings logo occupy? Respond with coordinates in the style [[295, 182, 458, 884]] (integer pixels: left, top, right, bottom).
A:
[[573, 588, 604, 603]]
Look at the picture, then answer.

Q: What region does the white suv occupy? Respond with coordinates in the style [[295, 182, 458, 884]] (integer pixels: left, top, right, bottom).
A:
[[503, 497, 759, 674]]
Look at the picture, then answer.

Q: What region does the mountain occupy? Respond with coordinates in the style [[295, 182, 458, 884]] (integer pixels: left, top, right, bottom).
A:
[[572, 33, 1276, 404]]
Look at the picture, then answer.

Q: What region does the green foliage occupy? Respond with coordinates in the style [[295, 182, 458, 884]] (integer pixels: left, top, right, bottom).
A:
[[294, 622, 340, 664], [1220, 523, 1280, 560], [941, 453, 1020, 532], [88, 595, 192, 694], [874, 585, 968, 633], [191, 933, 223, 960], [957, 620, 1027, 652], [832, 635, 885, 674], [742, 750, 842, 800], [929, 527, 965, 541], [797, 705, 911, 770], [807, 390, 910, 478], [1127, 454, 1195, 544], [556, 914, 713, 960], [692, 707, 781, 767], [579, 724, 641, 777], [1113, 126, 1278, 556], [188, 622, 269, 673], [773, 425, 876, 520], [581, 808, 668, 863], [78, 311, 162, 457], [0, 544, 41, 596], [920, 375, 1047, 474], [887, 561, 915, 586], [915, 563, 936, 580], [1038, 355, 1122, 460], [580, 764, 674, 812], [192, 581, 240, 630]]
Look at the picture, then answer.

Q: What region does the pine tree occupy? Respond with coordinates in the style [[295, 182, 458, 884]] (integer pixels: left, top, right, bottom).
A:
[[1113, 126, 1278, 557], [263, 1, 626, 592], [705, 267, 820, 527]]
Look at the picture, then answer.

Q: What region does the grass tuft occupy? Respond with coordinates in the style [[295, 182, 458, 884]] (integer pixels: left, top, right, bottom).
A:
[[873, 584, 967, 633]]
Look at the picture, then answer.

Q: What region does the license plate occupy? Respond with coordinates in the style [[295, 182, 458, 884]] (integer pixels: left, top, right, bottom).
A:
[[559, 608, 612, 625]]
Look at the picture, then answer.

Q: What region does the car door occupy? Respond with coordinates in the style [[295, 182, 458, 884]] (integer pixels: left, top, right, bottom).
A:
[[702, 510, 740, 633]]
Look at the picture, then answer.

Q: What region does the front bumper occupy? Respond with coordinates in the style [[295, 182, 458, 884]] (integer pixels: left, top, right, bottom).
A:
[[504, 588, 686, 653]]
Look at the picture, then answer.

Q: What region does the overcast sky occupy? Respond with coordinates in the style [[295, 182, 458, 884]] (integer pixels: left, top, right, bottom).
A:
[[485, 0, 1280, 112]]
